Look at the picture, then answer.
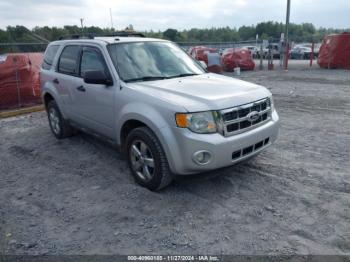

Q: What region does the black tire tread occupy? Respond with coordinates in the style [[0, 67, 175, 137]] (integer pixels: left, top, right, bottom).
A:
[[126, 127, 173, 191], [47, 100, 74, 139]]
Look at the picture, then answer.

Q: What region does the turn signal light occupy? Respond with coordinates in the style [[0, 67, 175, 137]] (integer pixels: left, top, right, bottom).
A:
[[175, 113, 188, 128]]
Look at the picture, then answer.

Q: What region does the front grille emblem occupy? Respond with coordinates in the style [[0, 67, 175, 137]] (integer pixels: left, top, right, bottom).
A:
[[247, 111, 260, 122]]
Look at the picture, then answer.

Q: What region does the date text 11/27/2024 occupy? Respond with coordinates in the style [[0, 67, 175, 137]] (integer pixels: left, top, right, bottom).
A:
[[127, 255, 220, 261]]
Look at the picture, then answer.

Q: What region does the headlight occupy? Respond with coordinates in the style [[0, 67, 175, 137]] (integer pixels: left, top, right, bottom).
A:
[[175, 111, 217, 134]]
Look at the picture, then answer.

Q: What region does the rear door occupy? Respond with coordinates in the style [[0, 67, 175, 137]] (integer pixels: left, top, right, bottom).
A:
[[72, 46, 115, 138]]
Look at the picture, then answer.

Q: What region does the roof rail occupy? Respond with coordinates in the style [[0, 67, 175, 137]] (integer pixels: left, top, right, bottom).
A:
[[100, 31, 145, 38], [58, 34, 94, 40], [57, 31, 145, 41]]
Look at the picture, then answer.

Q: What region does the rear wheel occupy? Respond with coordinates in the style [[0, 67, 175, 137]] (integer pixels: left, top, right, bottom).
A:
[[126, 127, 173, 191], [47, 100, 74, 139]]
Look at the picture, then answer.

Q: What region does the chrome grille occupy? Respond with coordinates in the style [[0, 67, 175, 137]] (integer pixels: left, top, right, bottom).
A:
[[220, 98, 272, 137]]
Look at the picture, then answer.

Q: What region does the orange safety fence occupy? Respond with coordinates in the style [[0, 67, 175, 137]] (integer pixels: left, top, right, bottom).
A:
[[0, 52, 44, 110], [318, 32, 350, 69], [221, 48, 255, 72]]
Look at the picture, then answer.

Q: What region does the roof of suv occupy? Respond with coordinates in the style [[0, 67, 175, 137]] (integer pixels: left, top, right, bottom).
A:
[[95, 36, 168, 43], [50, 37, 169, 46]]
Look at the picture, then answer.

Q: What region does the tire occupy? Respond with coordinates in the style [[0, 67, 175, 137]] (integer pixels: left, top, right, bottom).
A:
[[47, 100, 74, 139], [125, 127, 173, 191]]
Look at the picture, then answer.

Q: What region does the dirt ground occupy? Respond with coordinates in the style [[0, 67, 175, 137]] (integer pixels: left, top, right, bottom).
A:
[[1, 61, 350, 256]]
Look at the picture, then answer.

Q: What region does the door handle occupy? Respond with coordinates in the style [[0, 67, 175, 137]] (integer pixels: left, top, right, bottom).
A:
[[53, 78, 59, 84], [76, 85, 86, 92]]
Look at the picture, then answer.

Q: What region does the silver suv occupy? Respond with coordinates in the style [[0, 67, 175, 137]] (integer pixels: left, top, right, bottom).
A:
[[40, 35, 279, 190]]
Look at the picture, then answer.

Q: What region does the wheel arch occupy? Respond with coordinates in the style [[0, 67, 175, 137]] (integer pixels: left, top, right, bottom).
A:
[[117, 102, 172, 143], [116, 102, 180, 173], [43, 92, 55, 109], [41, 89, 68, 119], [120, 119, 148, 151]]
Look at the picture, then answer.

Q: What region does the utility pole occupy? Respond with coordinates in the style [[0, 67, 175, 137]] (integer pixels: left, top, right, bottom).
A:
[[80, 18, 84, 36], [284, 0, 291, 70], [109, 8, 114, 31]]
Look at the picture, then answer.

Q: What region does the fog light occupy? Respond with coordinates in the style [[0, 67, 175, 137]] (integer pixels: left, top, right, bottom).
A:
[[193, 150, 212, 165]]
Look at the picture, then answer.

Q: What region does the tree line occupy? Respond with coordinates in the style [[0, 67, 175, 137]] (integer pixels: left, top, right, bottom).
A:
[[0, 21, 349, 52], [157, 22, 348, 43]]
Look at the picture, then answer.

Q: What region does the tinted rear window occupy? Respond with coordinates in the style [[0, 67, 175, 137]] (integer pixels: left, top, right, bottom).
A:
[[42, 45, 59, 70], [58, 45, 80, 75]]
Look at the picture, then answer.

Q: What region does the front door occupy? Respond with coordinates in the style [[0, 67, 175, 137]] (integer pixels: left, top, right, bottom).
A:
[[73, 46, 115, 138]]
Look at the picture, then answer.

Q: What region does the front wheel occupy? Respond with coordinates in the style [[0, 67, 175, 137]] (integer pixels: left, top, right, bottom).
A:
[[125, 127, 173, 191]]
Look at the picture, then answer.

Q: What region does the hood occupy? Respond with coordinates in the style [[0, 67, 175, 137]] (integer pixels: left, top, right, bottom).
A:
[[127, 73, 271, 112]]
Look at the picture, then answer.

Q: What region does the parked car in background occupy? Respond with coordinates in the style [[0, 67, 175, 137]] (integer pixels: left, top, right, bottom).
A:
[[40, 35, 279, 191], [241, 46, 259, 58], [266, 43, 280, 59], [256, 46, 269, 59], [313, 43, 321, 57], [292, 43, 320, 58], [289, 46, 312, 59]]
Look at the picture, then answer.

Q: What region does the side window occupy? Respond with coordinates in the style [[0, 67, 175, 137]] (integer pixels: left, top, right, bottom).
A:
[[58, 45, 80, 75], [42, 45, 59, 70], [80, 48, 106, 77]]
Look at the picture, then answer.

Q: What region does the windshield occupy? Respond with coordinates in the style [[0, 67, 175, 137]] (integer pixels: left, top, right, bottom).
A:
[[107, 41, 205, 82]]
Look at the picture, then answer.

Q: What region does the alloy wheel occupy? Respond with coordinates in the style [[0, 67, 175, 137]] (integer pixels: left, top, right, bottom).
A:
[[49, 107, 60, 135], [129, 140, 155, 181]]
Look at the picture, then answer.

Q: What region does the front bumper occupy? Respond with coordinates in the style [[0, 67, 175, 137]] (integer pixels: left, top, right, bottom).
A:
[[157, 110, 280, 175]]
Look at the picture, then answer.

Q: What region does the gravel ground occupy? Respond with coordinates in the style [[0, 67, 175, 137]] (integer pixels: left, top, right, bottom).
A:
[[1, 64, 350, 256]]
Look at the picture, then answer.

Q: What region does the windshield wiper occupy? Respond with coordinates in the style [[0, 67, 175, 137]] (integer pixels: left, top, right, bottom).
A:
[[124, 73, 200, 83], [124, 76, 167, 83], [167, 73, 200, 79]]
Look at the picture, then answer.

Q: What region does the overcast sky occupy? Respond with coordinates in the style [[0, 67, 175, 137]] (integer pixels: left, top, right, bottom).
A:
[[0, 0, 349, 31]]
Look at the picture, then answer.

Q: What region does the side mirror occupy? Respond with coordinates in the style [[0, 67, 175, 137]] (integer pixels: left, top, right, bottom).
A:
[[199, 60, 207, 69], [83, 70, 113, 86]]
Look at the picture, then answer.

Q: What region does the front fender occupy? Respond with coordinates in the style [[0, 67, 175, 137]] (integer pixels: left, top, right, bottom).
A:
[[116, 102, 181, 173], [116, 102, 171, 143]]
